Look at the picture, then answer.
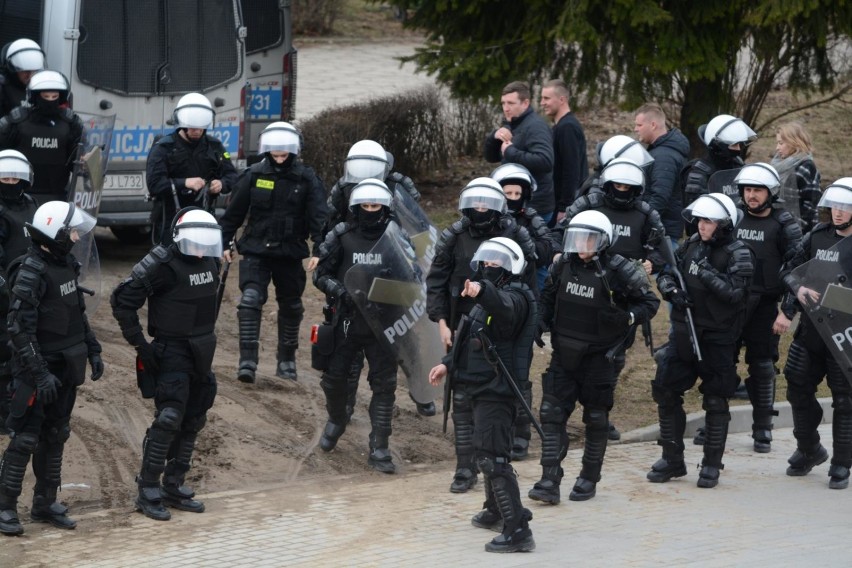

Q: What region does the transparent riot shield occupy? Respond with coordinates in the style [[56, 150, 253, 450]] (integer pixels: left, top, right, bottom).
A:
[[777, 168, 801, 219], [344, 221, 443, 404], [790, 237, 852, 385], [69, 113, 116, 313], [393, 187, 438, 274], [708, 167, 742, 204]]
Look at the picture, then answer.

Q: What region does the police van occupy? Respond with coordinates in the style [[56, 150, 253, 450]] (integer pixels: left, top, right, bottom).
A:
[[0, 0, 297, 244]]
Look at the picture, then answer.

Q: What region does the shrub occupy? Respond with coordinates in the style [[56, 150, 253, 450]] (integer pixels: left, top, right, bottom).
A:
[[292, 0, 343, 36], [444, 97, 500, 158]]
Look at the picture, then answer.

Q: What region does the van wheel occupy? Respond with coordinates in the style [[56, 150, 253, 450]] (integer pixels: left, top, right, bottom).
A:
[[110, 226, 151, 245]]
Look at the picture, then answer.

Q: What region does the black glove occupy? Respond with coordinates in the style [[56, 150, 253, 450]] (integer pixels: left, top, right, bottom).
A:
[[89, 353, 104, 381], [696, 258, 720, 283], [35, 371, 62, 404], [534, 319, 549, 347], [669, 287, 694, 311], [136, 342, 160, 375], [599, 308, 631, 328]]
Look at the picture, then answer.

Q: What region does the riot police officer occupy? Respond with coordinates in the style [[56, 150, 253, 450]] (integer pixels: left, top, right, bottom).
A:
[[314, 179, 409, 473], [529, 211, 659, 504], [146, 93, 238, 243], [647, 193, 754, 488], [682, 114, 757, 213], [0, 70, 83, 205], [429, 237, 538, 553], [576, 134, 655, 199], [220, 122, 327, 383], [111, 208, 221, 520], [0, 39, 45, 117], [781, 179, 852, 489], [731, 163, 803, 453], [0, 150, 38, 433], [0, 201, 103, 536], [426, 177, 536, 492]]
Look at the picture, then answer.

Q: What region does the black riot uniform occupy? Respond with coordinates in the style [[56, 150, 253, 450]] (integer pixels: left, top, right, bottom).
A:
[[0, 203, 102, 536], [441, 258, 538, 553], [313, 195, 408, 474], [0, 105, 83, 205], [648, 201, 754, 489], [0, 72, 26, 119], [145, 130, 237, 243], [426, 209, 536, 493], [734, 198, 802, 453], [111, 209, 221, 521], [781, 223, 851, 487], [529, 231, 659, 504], [219, 153, 327, 382]]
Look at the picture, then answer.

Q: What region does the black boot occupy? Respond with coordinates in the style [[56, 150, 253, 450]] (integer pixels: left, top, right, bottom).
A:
[[237, 305, 261, 383], [570, 409, 608, 501], [0, 439, 31, 535], [450, 392, 477, 493], [693, 426, 706, 445], [697, 403, 729, 488], [162, 432, 205, 513], [608, 422, 621, 441], [320, 374, 350, 451], [747, 362, 778, 453], [471, 477, 502, 532], [647, 405, 687, 483], [485, 473, 535, 553], [787, 399, 827, 476], [529, 403, 568, 504], [510, 384, 532, 460], [135, 427, 174, 521], [276, 315, 301, 381], [367, 393, 396, 474], [31, 487, 76, 529], [829, 411, 852, 489], [345, 352, 365, 420], [409, 392, 436, 417]]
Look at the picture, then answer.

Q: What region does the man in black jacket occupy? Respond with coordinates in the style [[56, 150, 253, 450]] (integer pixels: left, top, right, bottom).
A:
[[484, 81, 554, 224], [634, 103, 690, 244]]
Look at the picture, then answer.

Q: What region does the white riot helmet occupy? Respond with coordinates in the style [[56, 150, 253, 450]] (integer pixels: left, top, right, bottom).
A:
[[27, 201, 96, 256], [172, 208, 223, 257], [0, 149, 34, 184], [26, 70, 70, 105], [735, 163, 781, 214], [700, 114, 757, 148], [343, 139, 391, 184], [258, 121, 301, 155], [817, 178, 852, 213], [490, 163, 537, 204], [459, 177, 508, 231], [600, 158, 645, 207], [470, 237, 527, 278], [563, 210, 613, 255], [682, 192, 739, 230], [597, 134, 654, 168], [173, 93, 215, 130], [3, 39, 45, 73], [348, 178, 394, 212]]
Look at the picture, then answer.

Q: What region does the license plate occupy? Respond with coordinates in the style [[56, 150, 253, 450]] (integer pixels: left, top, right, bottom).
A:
[[103, 173, 146, 192]]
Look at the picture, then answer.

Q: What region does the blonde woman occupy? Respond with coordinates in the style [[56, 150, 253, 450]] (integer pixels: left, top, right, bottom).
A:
[[771, 122, 821, 233]]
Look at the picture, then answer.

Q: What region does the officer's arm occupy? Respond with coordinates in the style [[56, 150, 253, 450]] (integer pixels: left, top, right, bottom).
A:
[[475, 281, 529, 337], [312, 228, 345, 300], [216, 149, 239, 194], [7, 262, 48, 382], [528, 214, 554, 268], [425, 228, 456, 323], [0, 116, 17, 148], [145, 143, 179, 198], [110, 256, 171, 347], [697, 246, 754, 304], [306, 171, 330, 257], [538, 260, 561, 328], [218, 169, 252, 246], [643, 209, 668, 273], [611, 255, 661, 323], [387, 172, 420, 202]]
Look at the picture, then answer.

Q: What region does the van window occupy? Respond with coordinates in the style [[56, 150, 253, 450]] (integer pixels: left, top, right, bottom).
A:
[[77, 0, 242, 95], [0, 0, 44, 49], [241, 0, 283, 53]]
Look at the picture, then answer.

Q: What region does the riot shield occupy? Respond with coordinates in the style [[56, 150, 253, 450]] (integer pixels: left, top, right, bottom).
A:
[[708, 168, 742, 204], [393, 187, 438, 274], [69, 113, 116, 313], [777, 168, 801, 219], [789, 238, 852, 385], [344, 221, 443, 404]]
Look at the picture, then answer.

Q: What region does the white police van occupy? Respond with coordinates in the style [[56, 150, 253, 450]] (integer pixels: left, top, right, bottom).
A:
[[0, 0, 297, 243]]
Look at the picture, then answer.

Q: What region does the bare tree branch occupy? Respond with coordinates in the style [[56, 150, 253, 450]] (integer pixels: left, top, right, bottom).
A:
[[755, 82, 852, 132]]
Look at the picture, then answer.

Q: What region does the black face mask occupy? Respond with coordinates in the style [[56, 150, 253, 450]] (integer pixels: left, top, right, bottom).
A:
[[506, 198, 523, 214], [480, 266, 508, 287], [358, 208, 387, 236], [0, 180, 26, 200], [467, 209, 498, 231], [34, 97, 62, 118]]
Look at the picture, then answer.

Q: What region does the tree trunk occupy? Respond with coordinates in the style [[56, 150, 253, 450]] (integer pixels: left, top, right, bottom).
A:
[[679, 77, 726, 160]]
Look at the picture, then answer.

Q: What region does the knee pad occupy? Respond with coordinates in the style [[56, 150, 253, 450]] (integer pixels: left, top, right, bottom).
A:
[[9, 431, 39, 454], [703, 394, 729, 415], [277, 300, 304, 320], [652, 384, 682, 409], [452, 390, 472, 414], [832, 394, 852, 414], [183, 413, 207, 433], [582, 407, 608, 429], [539, 395, 566, 425], [368, 372, 397, 395], [747, 359, 776, 382], [45, 422, 72, 445], [783, 340, 813, 384], [155, 406, 183, 431], [477, 455, 495, 476], [238, 287, 264, 310]]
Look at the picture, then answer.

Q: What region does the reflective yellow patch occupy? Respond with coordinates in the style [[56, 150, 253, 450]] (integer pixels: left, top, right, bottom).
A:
[[223, 152, 230, 159], [255, 179, 275, 190]]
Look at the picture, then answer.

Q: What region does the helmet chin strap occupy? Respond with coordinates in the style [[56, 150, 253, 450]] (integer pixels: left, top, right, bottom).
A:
[[835, 218, 852, 231]]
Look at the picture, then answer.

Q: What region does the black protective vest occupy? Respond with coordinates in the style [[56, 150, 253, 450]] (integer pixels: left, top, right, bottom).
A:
[[736, 212, 782, 296], [36, 260, 85, 352], [0, 198, 36, 269], [455, 283, 537, 397], [808, 224, 844, 262], [553, 258, 622, 344], [17, 118, 71, 195], [239, 162, 310, 256], [679, 239, 741, 330], [148, 255, 219, 338], [601, 205, 647, 261], [335, 229, 384, 283]]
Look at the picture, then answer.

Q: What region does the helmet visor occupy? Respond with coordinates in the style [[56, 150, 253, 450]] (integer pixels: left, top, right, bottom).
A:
[[349, 182, 393, 208], [818, 186, 852, 213], [0, 156, 33, 183], [458, 188, 506, 213], [258, 128, 301, 155], [175, 224, 224, 257], [469, 242, 517, 273], [563, 226, 608, 254], [343, 155, 391, 184], [10, 49, 45, 72], [175, 106, 214, 129]]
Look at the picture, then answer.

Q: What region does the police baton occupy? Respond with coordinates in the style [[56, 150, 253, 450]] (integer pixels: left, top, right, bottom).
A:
[[216, 242, 234, 318], [658, 238, 703, 361], [475, 329, 545, 441]]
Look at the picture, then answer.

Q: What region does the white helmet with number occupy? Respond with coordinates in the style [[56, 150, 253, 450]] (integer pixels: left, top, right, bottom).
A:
[[172, 208, 223, 257], [597, 135, 654, 168], [173, 93, 215, 130], [343, 140, 391, 184], [458, 177, 507, 214], [27, 201, 96, 256], [0, 149, 33, 184], [701, 114, 757, 147], [563, 210, 613, 254], [469, 237, 526, 276], [3, 39, 45, 73], [817, 178, 852, 213], [258, 121, 301, 155], [734, 163, 781, 197], [348, 178, 394, 212], [682, 192, 739, 227]]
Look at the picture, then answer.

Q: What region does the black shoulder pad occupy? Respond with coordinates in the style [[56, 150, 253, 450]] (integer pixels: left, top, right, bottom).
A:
[[449, 218, 469, 235], [8, 106, 28, 123], [634, 200, 654, 215], [609, 253, 650, 292], [728, 243, 754, 276], [59, 107, 76, 123], [332, 221, 353, 237], [131, 247, 169, 280], [155, 134, 175, 147], [566, 196, 591, 217], [21, 254, 47, 274], [11, 254, 47, 305], [587, 192, 607, 208], [523, 206, 539, 218], [724, 239, 747, 254], [691, 159, 714, 176], [774, 209, 796, 225]]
